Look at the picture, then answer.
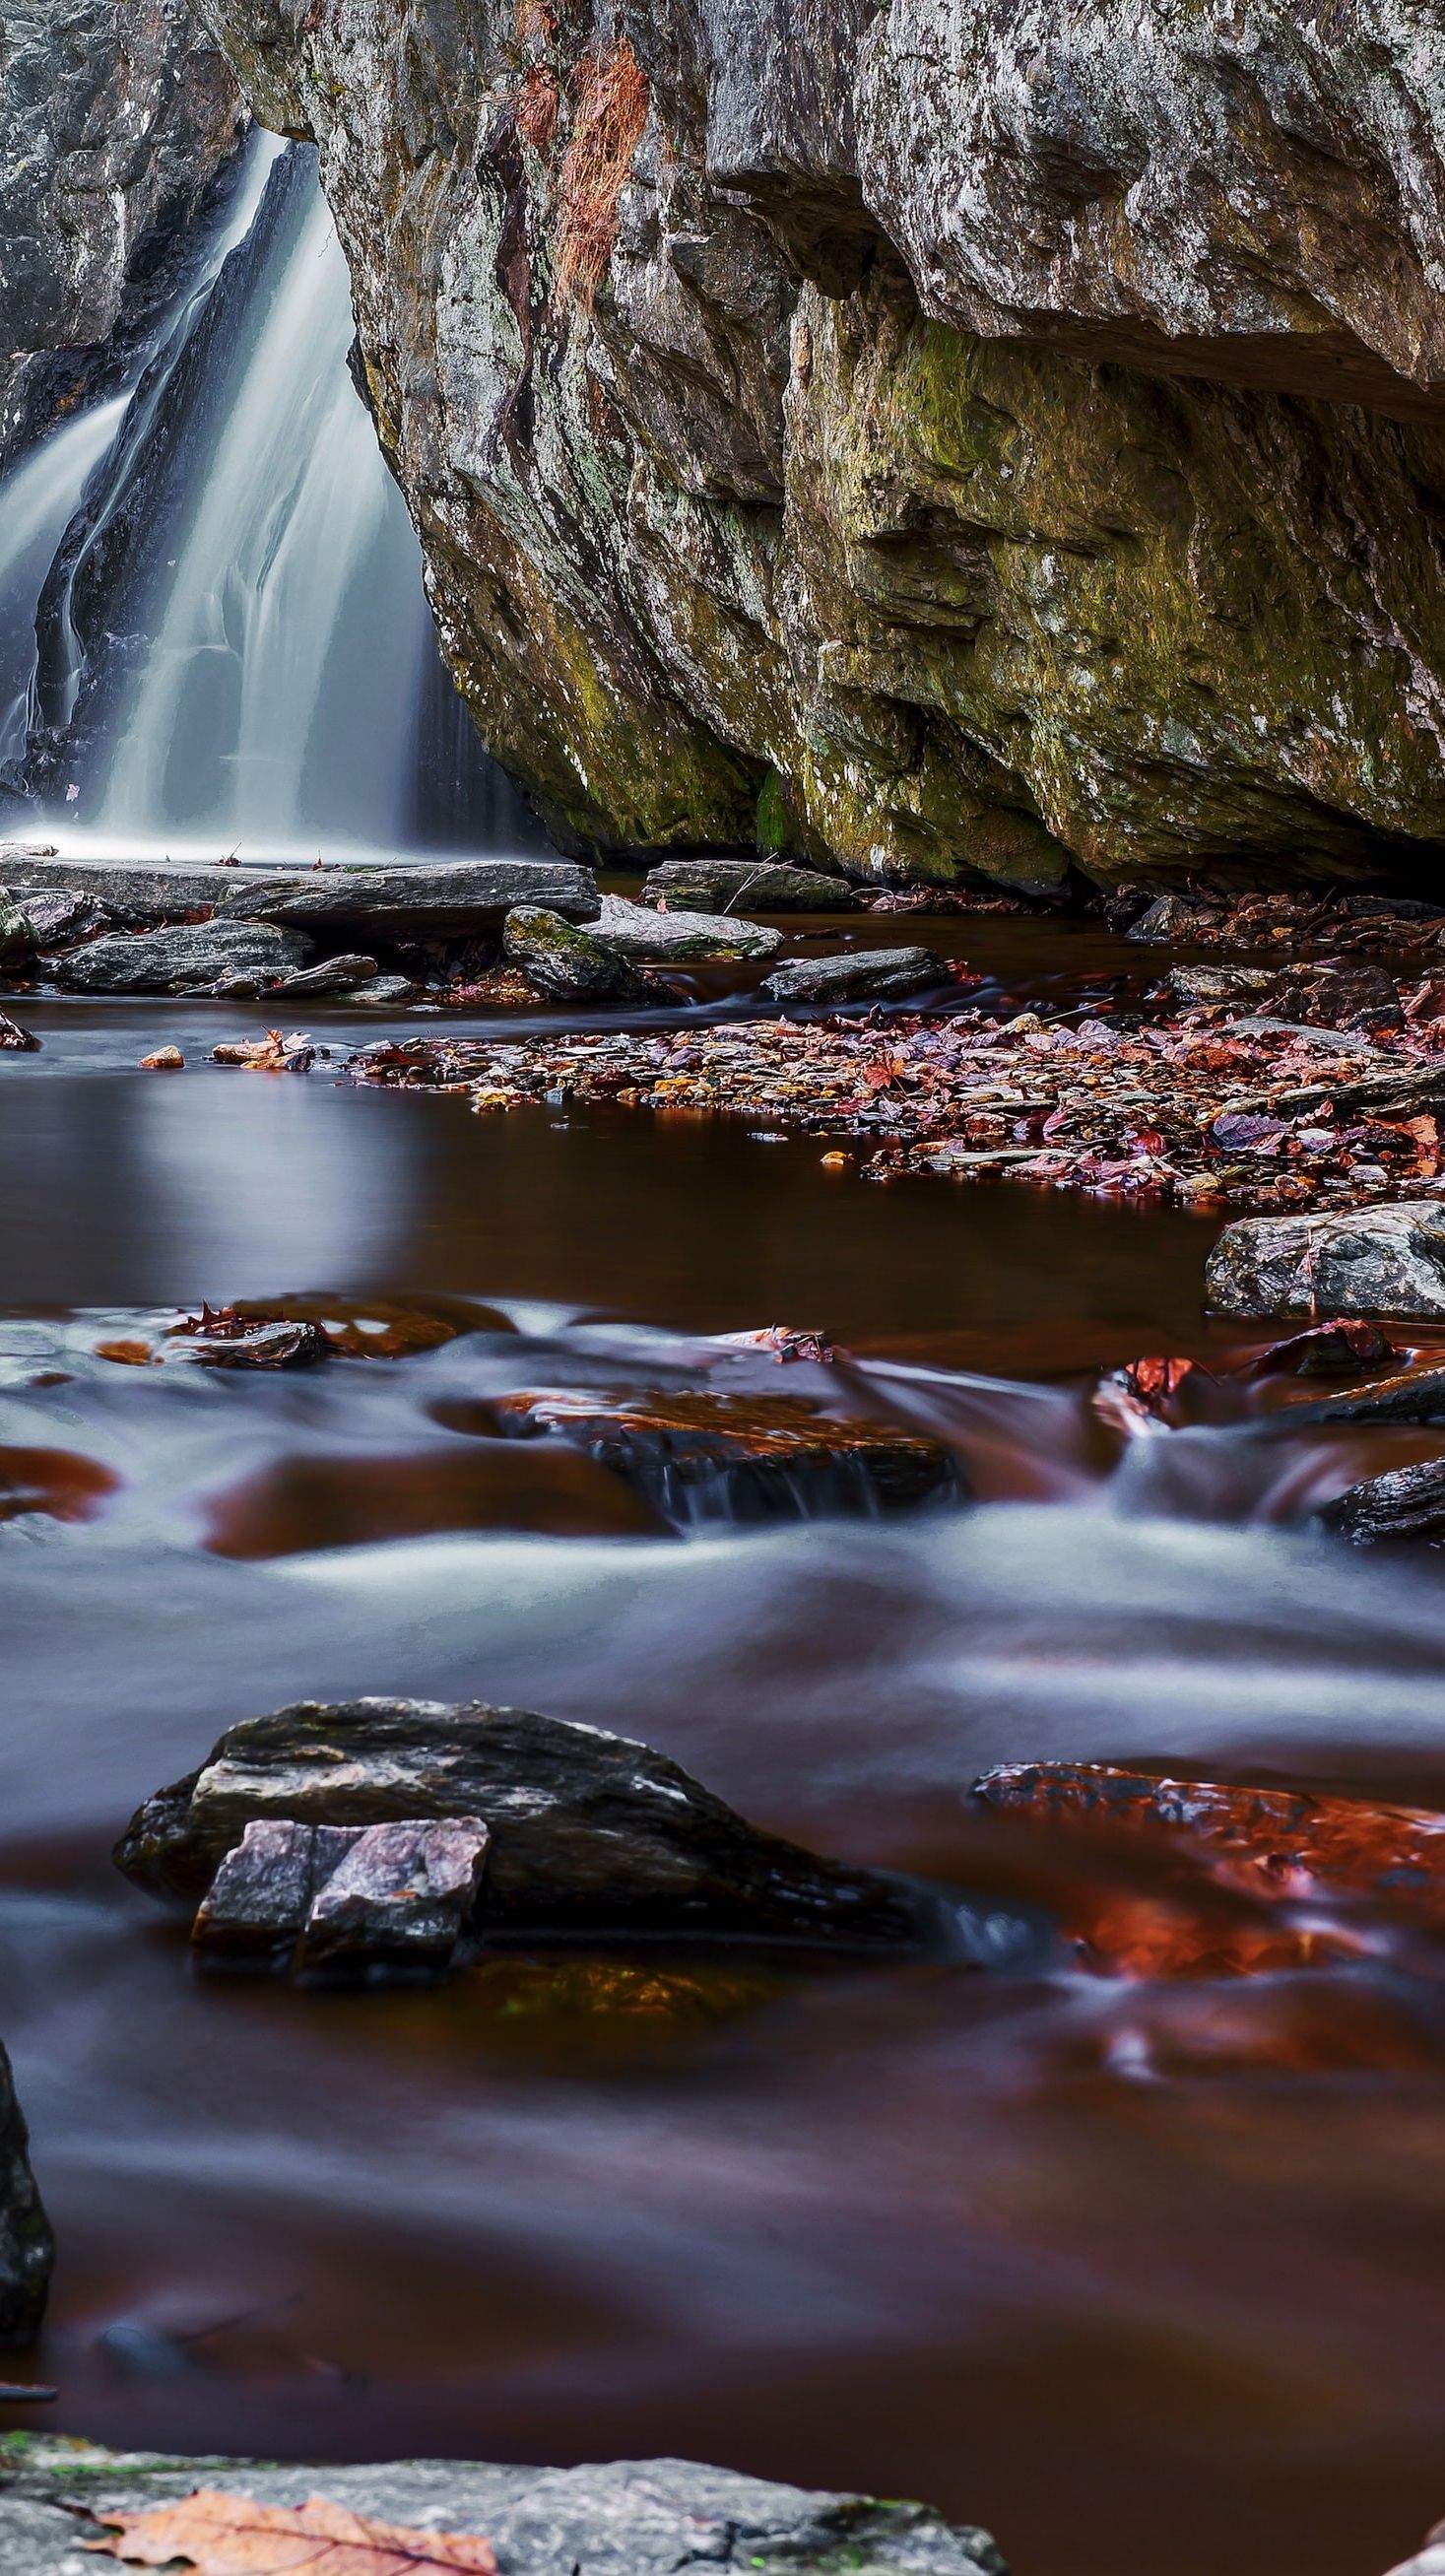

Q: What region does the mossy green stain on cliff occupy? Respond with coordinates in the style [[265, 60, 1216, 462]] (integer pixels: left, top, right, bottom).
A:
[[803, 284, 1445, 871]]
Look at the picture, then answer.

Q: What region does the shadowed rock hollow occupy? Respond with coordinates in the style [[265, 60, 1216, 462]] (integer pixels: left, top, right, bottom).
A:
[[185, 0, 1445, 892]]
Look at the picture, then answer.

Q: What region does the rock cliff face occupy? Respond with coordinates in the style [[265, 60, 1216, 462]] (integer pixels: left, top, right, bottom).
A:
[[188, 0, 1445, 889], [0, 1, 243, 466]]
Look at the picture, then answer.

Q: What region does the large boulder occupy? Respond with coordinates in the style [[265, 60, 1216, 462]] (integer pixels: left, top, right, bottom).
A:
[[0, 2043, 51, 2346], [644, 860, 859, 912], [1205, 1202, 1445, 1320], [114, 1698, 928, 1950], [53, 920, 313, 994], [595, 892, 781, 960], [760, 948, 942, 1006], [502, 906, 658, 1005], [188, 0, 1445, 893], [0, 2444, 1008, 2575]]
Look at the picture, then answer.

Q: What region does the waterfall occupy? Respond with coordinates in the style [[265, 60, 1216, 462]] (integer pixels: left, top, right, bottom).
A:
[[0, 137, 541, 862]]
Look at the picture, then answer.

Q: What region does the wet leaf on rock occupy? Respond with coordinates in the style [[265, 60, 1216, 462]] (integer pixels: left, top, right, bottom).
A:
[[85, 2484, 497, 2571]]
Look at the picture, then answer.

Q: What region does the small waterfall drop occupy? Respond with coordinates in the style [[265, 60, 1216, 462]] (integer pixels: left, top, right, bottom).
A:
[[0, 137, 540, 862]]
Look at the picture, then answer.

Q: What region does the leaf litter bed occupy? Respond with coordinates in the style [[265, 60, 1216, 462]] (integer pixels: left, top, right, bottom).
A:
[[337, 950, 1445, 1217]]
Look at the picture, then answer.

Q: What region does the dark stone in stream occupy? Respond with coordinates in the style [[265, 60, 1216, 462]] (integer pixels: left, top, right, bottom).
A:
[[759, 947, 942, 1007], [54, 920, 313, 995], [493, 1390, 962, 1522], [502, 906, 658, 1006], [193, 1816, 492, 1977], [114, 1697, 930, 1951], [0, 2443, 1008, 2575], [0, 1016, 38, 1053], [644, 858, 859, 912], [0, 2047, 51, 2346], [1317, 1457, 1445, 1547], [1206, 1202, 1445, 1320], [170, 1319, 329, 1370]]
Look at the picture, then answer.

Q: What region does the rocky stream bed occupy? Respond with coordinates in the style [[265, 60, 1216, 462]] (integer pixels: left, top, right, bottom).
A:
[[9, 857, 1445, 2574]]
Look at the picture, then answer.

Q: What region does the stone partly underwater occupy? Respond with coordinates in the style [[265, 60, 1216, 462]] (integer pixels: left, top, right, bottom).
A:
[[164, 0, 1445, 892]]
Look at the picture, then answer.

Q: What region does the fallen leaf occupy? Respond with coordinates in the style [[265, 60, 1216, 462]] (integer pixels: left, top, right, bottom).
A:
[[86, 2484, 497, 2572], [94, 1339, 153, 1366]]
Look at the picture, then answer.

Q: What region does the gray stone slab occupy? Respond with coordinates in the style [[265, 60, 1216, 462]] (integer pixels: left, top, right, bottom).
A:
[[0, 2443, 1007, 2574]]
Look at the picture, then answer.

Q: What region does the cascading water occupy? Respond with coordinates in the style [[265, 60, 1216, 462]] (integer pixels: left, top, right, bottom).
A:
[[0, 136, 540, 861]]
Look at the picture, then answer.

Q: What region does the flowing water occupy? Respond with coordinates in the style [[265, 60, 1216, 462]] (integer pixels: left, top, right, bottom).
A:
[[1, 138, 540, 859], [3, 121, 1445, 2576], [4, 925, 1445, 2576]]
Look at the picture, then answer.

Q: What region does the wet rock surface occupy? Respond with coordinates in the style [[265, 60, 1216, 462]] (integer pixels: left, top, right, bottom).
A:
[[193, 1816, 493, 1977], [114, 1698, 930, 1949], [494, 1389, 961, 1522], [595, 892, 781, 959], [0, 2443, 1007, 2575], [192, 0, 1445, 890], [1318, 1457, 1445, 1547], [0, 0, 242, 463], [644, 860, 858, 912], [760, 948, 943, 1006], [222, 860, 601, 941], [0, 2046, 51, 2345], [1206, 1202, 1445, 1320], [52, 919, 314, 995], [0, 856, 599, 944], [502, 906, 658, 1005]]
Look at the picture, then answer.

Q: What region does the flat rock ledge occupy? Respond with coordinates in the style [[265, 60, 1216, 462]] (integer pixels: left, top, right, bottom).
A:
[[114, 1697, 931, 1958], [0, 855, 599, 942], [0, 2443, 1006, 2575]]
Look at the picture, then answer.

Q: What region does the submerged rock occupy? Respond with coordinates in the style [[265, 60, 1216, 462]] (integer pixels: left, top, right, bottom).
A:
[[644, 860, 858, 913], [594, 892, 780, 960], [193, 1816, 492, 1978], [759, 948, 942, 1006], [1317, 1457, 1445, 1547], [494, 1389, 960, 1521], [0, 2444, 1007, 2575], [1206, 1202, 1445, 1319], [54, 920, 313, 996], [502, 906, 658, 1005], [114, 1697, 928, 1949], [0, 2045, 52, 2345]]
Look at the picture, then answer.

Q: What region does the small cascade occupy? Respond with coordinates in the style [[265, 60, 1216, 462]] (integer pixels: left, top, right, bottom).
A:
[[0, 137, 539, 860]]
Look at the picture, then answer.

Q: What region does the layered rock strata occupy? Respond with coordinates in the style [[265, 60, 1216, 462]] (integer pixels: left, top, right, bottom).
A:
[[191, 0, 1445, 891]]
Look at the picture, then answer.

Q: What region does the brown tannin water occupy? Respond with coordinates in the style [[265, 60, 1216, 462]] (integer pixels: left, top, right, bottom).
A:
[[4, 930, 1445, 2576]]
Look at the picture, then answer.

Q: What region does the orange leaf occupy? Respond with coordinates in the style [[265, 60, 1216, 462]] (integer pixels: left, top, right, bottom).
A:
[[86, 2486, 497, 2573]]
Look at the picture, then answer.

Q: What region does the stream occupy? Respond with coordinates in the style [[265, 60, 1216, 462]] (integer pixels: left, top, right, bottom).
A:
[[4, 939, 1445, 2576], [2, 120, 1444, 2576]]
